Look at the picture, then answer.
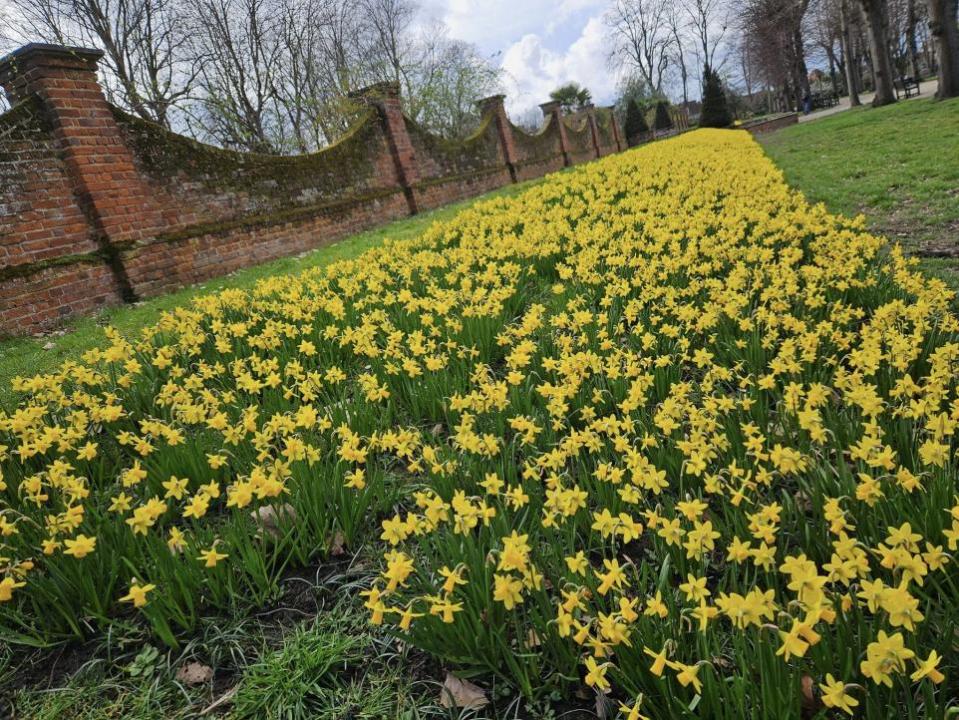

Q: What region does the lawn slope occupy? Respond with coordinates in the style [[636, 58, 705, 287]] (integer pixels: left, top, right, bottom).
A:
[[761, 97, 959, 291]]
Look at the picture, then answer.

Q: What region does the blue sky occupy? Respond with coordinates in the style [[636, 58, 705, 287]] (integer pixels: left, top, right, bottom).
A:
[[419, 0, 622, 117]]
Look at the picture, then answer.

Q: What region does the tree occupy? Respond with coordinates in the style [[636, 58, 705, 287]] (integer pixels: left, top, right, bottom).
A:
[[406, 30, 502, 138], [700, 63, 732, 125], [185, 0, 285, 152], [738, 0, 812, 112], [857, 0, 898, 105], [623, 99, 649, 145], [925, 0, 959, 97], [839, 0, 863, 104], [653, 99, 673, 130], [548, 82, 592, 114], [666, 4, 691, 105], [605, 0, 673, 94], [807, 0, 844, 96], [682, 0, 729, 69], [4, 0, 198, 127], [361, 0, 416, 85]]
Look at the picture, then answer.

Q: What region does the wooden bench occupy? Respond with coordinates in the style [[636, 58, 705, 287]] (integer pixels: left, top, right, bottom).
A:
[[811, 92, 839, 109], [895, 76, 921, 98]]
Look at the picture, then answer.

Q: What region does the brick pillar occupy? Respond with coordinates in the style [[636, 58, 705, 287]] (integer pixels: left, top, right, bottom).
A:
[[350, 81, 419, 215], [477, 94, 518, 183], [0, 44, 162, 302], [583, 104, 602, 158], [539, 100, 570, 167], [605, 106, 624, 152]]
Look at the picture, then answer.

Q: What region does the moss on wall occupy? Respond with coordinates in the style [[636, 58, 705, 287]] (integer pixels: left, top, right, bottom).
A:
[[404, 113, 504, 181], [594, 109, 615, 147], [111, 107, 389, 213], [564, 121, 594, 155], [142, 187, 405, 247], [0, 250, 104, 282], [0, 96, 54, 164], [510, 117, 562, 164]]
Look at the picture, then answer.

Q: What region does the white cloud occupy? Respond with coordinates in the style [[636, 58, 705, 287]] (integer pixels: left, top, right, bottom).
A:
[[499, 14, 622, 118], [419, 0, 606, 54]]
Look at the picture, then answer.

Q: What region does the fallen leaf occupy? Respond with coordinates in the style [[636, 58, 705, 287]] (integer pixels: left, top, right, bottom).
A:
[[438, 673, 488, 709], [330, 530, 346, 556], [594, 690, 613, 719], [176, 661, 214, 685], [251, 503, 296, 539], [199, 685, 237, 715], [800, 674, 821, 718], [42, 341, 56, 350]]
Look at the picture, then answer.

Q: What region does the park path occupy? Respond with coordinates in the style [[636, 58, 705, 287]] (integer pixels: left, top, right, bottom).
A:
[[798, 79, 939, 122]]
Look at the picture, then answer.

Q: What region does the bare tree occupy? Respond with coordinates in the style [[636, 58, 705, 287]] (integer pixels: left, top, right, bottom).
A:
[[4, 0, 197, 126], [186, 0, 285, 151], [682, 0, 730, 70], [605, 0, 674, 94], [667, 5, 692, 104], [404, 23, 502, 137], [904, 0, 922, 77], [361, 0, 416, 86], [808, 0, 844, 94], [840, 0, 863, 103], [3, 0, 507, 147], [739, 0, 811, 111]]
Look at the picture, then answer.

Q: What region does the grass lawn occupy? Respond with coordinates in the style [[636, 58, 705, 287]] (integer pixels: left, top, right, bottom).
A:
[[760, 96, 959, 290], [0, 181, 536, 408]]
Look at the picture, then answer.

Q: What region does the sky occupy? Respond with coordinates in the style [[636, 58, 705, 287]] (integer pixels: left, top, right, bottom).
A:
[[418, 0, 623, 117], [0, 0, 624, 118]]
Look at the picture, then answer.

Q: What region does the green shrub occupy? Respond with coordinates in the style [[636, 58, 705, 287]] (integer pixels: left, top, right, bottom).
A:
[[623, 100, 649, 147], [653, 100, 673, 131], [699, 64, 733, 128]]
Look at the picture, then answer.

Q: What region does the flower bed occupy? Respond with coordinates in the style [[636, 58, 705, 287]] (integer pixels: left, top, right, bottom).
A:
[[2, 130, 957, 716]]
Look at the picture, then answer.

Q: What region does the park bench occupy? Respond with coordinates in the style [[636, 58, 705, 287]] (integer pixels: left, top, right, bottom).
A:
[[895, 76, 921, 98], [811, 92, 839, 109]]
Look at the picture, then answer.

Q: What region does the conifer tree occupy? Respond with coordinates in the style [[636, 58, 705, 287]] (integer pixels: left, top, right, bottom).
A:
[[699, 65, 733, 128], [623, 100, 649, 146]]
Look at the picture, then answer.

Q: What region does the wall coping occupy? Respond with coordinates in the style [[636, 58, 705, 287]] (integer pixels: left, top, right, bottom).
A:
[[0, 43, 103, 81]]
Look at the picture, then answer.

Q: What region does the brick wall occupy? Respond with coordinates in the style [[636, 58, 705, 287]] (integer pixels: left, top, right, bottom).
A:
[[0, 43, 626, 336], [743, 113, 800, 135]]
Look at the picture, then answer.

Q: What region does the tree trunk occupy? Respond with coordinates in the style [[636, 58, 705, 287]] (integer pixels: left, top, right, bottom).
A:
[[859, 0, 898, 105], [794, 27, 813, 99], [926, 0, 959, 97], [906, 0, 923, 77], [828, 50, 840, 95], [840, 0, 863, 104]]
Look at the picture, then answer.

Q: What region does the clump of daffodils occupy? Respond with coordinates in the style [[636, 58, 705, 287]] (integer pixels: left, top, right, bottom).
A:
[[1, 130, 956, 716]]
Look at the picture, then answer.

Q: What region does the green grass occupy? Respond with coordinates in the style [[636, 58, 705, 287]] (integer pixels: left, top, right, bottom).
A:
[[761, 96, 959, 290], [7, 589, 447, 720], [0, 181, 537, 408]]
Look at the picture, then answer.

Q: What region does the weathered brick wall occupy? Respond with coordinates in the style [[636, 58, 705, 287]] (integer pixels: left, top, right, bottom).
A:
[[0, 43, 626, 337], [404, 114, 512, 211], [594, 109, 621, 157], [114, 107, 399, 232], [0, 94, 125, 330], [510, 119, 566, 182], [564, 118, 597, 166], [743, 113, 799, 135]]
